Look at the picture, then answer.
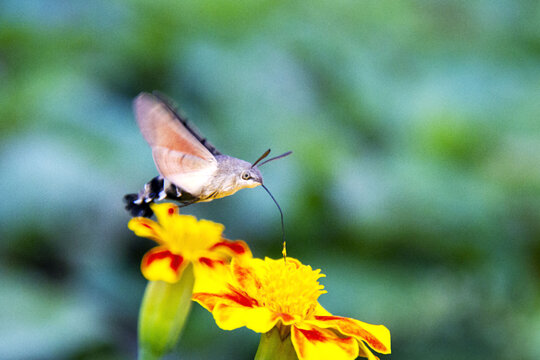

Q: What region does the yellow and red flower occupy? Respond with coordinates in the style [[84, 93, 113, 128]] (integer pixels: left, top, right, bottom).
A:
[[128, 202, 251, 284], [193, 257, 391, 360]]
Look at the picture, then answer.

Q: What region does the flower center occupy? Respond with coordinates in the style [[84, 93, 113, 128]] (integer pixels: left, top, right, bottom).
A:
[[251, 259, 326, 320]]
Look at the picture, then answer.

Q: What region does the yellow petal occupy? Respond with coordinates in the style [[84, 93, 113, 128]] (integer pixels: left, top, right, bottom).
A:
[[192, 257, 231, 294], [357, 340, 381, 360], [193, 285, 258, 311], [314, 303, 332, 316], [192, 292, 223, 312], [291, 324, 358, 360], [151, 203, 179, 230], [273, 312, 301, 326], [310, 316, 390, 355], [141, 246, 186, 283], [188, 218, 225, 249], [213, 303, 278, 333], [128, 217, 164, 244], [231, 257, 266, 291], [165, 215, 225, 252]]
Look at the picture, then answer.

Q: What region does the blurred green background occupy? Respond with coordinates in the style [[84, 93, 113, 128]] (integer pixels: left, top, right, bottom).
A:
[[1, 1, 539, 359]]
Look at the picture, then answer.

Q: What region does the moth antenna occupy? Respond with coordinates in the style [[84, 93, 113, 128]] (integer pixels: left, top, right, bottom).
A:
[[251, 149, 271, 168], [258, 151, 293, 167], [262, 185, 286, 257]]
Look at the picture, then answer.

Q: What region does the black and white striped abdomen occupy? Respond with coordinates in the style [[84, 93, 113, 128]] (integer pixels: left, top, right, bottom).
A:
[[123, 175, 197, 217]]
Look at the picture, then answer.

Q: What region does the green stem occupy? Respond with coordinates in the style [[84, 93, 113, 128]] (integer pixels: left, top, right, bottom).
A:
[[254, 326, 298, 360], [138, 264, 195, 359], [138, 348, 161, 360]]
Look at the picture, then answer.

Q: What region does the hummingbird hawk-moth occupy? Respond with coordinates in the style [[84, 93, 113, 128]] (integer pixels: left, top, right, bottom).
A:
[[124, 92, 291, 218]]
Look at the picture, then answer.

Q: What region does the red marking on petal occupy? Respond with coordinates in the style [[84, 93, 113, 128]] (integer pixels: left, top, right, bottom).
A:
[[210, 241, 246, 255], [297, 327, 327, 342], [199, 257, 225, 268], [298, 326, 355, 347], [169, 254, 183, 272], [168, 207, 175, 215], [141, 223, 153, 230], [232, 264, 262, 290], [223, 287, 259, 308], [276, 313, 294, 323], [314, 316, 388, 353], [194, 288, 259, 310], [199, 257, 213, 267], [235, 266, 250, 281], [293, 326, 357, 359], [315, 315, 342, 321], [146, 250, 184, 272]]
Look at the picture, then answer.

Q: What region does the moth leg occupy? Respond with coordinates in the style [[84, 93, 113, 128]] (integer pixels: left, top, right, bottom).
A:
[[177, 199, 198, 208]]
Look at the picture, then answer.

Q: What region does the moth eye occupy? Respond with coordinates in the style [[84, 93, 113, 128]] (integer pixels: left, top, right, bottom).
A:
[[241, 172, 250, 180]]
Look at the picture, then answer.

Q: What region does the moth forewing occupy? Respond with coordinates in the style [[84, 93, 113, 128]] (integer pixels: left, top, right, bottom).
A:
[[134, 93, 216, 162]]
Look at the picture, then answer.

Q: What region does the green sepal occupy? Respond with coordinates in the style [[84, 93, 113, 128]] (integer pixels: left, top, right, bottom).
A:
[[138, 263, 194, 360], [255, 326, 298, 360]]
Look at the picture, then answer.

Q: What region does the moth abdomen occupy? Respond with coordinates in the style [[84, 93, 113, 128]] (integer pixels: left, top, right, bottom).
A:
[[124, 193, 154, 217], [124, 175, 199, 217], [148, 176, 164, 199]]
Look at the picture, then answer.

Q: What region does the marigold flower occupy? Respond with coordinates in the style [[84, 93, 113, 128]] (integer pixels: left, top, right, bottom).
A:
[[128, 202, 251, 284], [129, 202, 252, 359], [193, 257, 391, 360]]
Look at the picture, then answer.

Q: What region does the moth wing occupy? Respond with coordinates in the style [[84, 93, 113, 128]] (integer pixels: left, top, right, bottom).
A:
[[134, 93, 217, 162], [152, 91, 222, 156], [152, 147, 217, 195], [134, 93, 218, 194]]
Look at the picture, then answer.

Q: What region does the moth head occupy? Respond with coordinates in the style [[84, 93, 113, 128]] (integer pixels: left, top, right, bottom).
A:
[[238, 149, 292, 188], [239, 167, 263, 188]]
